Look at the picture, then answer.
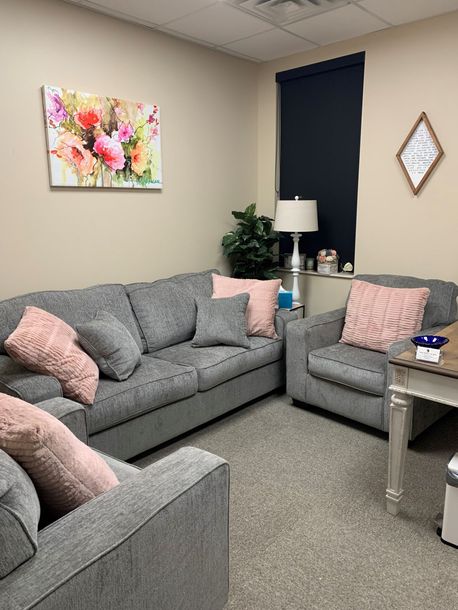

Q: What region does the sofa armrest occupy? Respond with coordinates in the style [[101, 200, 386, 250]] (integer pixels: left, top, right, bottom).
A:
[[0, 447, 229, 610], [275, 308, 300, 340], [286, 308, 347, 401], [0, 355, 62, 404], [36, 397, 88, 444]]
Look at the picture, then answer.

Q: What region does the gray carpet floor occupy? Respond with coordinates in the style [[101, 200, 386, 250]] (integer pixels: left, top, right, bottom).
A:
[[135, 394, 458, 610]]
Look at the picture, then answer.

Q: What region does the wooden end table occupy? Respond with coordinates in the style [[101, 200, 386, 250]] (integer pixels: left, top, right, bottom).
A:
[[386, 321, 458, 515]]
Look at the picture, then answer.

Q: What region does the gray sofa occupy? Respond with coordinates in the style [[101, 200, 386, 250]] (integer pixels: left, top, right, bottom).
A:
[[286, 274, 458, 439], [0, 269, 295, 459], [0, 397, 229, 609]]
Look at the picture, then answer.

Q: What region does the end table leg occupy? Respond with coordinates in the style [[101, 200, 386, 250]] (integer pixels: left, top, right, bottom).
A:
[[386, 391, 413, 515]]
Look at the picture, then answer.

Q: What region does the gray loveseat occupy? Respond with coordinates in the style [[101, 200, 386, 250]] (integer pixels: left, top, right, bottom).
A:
[[0, 397, 229, 609], [286, 274, 458, 439], [0, 269, 295, 459]]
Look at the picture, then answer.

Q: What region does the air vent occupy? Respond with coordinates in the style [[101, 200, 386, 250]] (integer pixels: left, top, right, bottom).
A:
[[228, 0, 350, 26]]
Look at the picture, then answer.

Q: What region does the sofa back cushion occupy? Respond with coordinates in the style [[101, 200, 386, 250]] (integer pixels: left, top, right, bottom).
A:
[[126, 270, 219, 352], [0, 449, 40, 578], [355, 274, 458, 329], [0, 284, 143, 355]]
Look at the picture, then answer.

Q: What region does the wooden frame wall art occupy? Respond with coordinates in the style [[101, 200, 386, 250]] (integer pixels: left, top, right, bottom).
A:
[[396, 112, 444, 195]]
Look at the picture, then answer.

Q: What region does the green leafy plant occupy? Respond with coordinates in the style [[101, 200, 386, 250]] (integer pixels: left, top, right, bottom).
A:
[[222, 203, 279, 280]]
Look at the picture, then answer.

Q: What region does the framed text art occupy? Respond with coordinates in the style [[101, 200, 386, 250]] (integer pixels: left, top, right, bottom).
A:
[[396, 112, 444, 196], [42, 85, 162, 189]]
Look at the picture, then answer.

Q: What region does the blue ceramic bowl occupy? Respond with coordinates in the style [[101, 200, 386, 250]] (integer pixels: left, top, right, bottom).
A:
[[411, 335, 449, 349]]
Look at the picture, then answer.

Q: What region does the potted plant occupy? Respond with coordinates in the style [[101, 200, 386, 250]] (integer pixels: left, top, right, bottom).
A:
[[222, 203, 278, 280]]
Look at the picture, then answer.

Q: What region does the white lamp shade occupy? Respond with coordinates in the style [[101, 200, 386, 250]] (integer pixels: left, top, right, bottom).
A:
[[274, 199, 318, 232]]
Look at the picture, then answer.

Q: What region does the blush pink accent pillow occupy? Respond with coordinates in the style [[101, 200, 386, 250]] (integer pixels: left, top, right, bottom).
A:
[[340, 279, 430, 353], [4, 306, 99, 405], [0, 393, 118, 516], [212, 274, 281, 339]]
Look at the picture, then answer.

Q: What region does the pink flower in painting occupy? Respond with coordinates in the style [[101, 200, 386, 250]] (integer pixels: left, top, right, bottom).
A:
[[53, 132, 96, 176], [94, 134, 125, 171], [74, 108, 102, 130], [47, 91, 68, 126], [137, 102, 144, 112], [118, 122, 134, 142]]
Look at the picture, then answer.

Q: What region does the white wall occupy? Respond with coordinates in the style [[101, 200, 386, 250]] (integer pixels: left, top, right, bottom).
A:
[[0, 0, 258, 299], [257, 12, 458, 313]]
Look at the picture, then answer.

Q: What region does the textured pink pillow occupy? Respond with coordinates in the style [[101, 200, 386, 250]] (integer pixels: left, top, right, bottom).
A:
[[0, 393, 118, 516], [5, 306, 99, 405], [212, 274, 281, 338], [340, 279, 430, 353]]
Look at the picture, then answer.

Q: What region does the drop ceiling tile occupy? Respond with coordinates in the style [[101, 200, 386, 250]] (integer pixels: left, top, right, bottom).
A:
[[163, 3, 273, 46], [356, 0, 458, 26], [80, 0, 215, 25], [224, 29, 317, 61], [285, 4, 388, 45]]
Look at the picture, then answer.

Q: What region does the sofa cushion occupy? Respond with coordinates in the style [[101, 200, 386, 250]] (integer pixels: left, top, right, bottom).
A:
[[0, 394, 118, 517], [126, 269, 219, 353], [212, 274, 281, 339], [308, 343, 386, 396], [192, 294, 250, 348], [5, 307, 99, 406], [0, 449, 40, 578], [153, 336, 283, 392], [0, 356, 62, 404], [77, 311, 141, 381], [355, 274, 458, 329], [0, 284, 143, 355], [87, 356, 198, 434]]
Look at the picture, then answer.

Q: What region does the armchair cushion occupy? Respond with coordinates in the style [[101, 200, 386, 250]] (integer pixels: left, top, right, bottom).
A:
[[355, 274, 458, 328], [309, 343, 386, 396], [0, 450, 40, 578], [0, 394, 118, 517], [340, 280, 430, 353]]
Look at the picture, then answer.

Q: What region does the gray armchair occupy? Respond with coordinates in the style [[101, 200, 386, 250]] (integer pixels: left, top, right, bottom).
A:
[[286, 274, 458, 439], [0, 398, 229, 610]]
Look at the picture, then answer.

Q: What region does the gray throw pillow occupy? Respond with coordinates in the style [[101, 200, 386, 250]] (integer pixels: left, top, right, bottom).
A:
[[0, 449, 40, 578], [77, 311, 141, 381], [192, 294, 250, 348]]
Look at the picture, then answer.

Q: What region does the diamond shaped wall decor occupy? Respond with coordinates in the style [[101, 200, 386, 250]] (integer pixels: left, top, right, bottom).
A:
[[396, 112, 444, 195]]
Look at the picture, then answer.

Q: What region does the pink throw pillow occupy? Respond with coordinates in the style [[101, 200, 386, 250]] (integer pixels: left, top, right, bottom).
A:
[[0, 393, 118, 516], [5, 306, 99, 405], [340, 279, 430, 353], [212, 274, 281, 339]]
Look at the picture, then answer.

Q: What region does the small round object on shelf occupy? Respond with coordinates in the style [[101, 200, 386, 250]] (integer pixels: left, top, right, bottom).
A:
[[411, 335, 449, 349]]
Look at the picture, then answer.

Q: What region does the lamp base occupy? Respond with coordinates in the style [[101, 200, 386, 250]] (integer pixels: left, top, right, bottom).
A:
[[290, 232, 302, 302]]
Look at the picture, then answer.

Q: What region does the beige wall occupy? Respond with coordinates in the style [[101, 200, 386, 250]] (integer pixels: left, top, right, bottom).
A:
[[257, 12, 458, 313], [0, 0, 258, 299]]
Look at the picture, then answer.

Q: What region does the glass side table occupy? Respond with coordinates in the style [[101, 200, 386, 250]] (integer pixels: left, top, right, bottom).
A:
[[280, 302, 305, 318]]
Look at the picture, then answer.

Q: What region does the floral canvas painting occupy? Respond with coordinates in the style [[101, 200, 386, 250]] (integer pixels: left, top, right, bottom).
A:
[[42, 85, 162, 188]]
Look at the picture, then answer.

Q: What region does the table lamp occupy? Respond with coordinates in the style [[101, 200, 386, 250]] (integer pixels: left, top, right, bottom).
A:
[[274, 197, 318, 302]]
